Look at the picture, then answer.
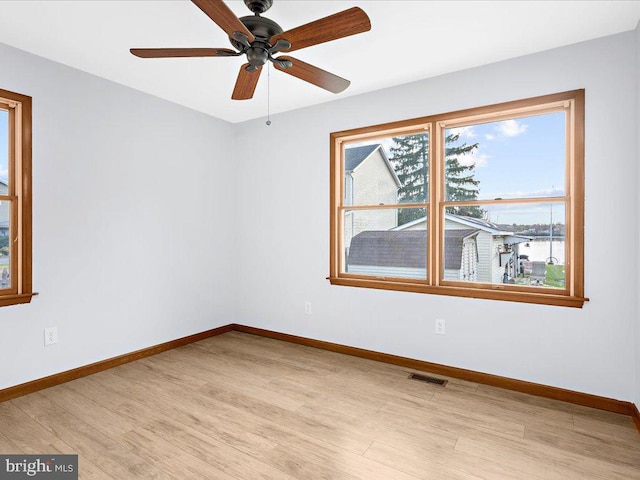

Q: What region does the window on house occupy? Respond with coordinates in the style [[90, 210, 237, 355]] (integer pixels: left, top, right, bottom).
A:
[[329, 90, 585, 307], [0, 88, 33, 307]]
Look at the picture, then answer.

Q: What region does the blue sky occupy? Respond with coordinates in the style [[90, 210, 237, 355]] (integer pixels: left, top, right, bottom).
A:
[[446, 111, 566, 224], [447, 111, 565, 200], [0, 110, 7, 184]]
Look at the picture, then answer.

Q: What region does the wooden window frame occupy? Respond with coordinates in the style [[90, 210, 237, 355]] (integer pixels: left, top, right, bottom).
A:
[[0, 87, 33, 307], [329, 90, 586, 308]]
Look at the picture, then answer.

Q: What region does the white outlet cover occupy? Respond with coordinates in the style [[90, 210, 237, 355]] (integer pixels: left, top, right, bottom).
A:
[[44, 326, 58, 346]]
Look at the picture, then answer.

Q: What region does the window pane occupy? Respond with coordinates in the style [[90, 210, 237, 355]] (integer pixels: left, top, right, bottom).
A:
[[343, 208, 428, 279], [443, 203, 565, 288], [344, 131, 428, 206], [445, 111, 565, 201], [0, 199, 9, 289], [0, 109, 7, 188]]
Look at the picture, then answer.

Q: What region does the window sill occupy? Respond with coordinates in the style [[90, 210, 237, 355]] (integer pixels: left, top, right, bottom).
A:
[[327, 277, 587, 308], [0, 292, 38, 308]]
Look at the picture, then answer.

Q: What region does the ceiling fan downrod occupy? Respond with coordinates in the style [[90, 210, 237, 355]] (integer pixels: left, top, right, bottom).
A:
[[243, 0, 273, 15]]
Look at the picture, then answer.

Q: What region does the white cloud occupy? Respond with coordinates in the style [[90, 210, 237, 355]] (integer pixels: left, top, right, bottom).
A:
[[485, 133, 495, 140], [496, 119, 527, 137], [449, 126, 476, 139], [458, 152, 489, 168]]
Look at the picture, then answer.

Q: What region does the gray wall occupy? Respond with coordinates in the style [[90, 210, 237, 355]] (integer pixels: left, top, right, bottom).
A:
[[0, 42, 236, 389], [234, 31, 638, 402]]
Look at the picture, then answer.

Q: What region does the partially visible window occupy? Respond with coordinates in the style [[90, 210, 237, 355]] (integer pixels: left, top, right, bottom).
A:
[[329, 90, 585, 308], [0, 88, 33, 307]]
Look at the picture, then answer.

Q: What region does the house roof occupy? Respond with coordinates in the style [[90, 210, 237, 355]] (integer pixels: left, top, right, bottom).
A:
[[344, 144, 401, 188], [345, 144, 379, 171], [450, 214, 513, 235], [347, 229, 479, 270], [393, 213, 515, 236]]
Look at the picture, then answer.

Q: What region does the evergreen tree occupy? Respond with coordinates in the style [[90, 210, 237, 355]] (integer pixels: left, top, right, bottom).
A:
[[389, 131, 483, 225], [444, 131, 483, 219], [388, 133, 429, 225]]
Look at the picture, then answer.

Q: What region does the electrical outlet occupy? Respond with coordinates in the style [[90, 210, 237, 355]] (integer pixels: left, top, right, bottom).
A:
[[435, 319, 446, 335], [44, 326, 58, 346], [304, 301, 312, 315]]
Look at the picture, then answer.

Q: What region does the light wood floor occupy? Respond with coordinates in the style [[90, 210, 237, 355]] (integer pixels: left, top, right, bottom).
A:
[[1, 331, 639, 479]]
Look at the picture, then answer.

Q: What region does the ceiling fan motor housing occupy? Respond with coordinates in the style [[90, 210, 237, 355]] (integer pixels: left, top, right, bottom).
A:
[[230, 15, 284, 67]]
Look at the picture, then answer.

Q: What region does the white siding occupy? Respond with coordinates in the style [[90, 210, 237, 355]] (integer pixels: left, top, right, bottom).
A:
[[443, 236, 478, 282], [347, 265, 425, 279], [443, 269, 461, 281], [474, 232, 494, 283], [344, 149, 399, 249], [462, 237, 478, 282], [352, 149, 398, 207], [491, 236, 507, 284], [444, 219, 469, 230]]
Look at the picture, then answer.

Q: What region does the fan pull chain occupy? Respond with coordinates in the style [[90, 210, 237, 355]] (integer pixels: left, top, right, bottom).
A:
[[266, 62, 272, 126]]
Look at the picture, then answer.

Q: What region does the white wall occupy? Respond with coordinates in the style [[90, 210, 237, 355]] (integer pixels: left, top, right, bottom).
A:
[[0, 42, 236, 390], [234, 31, 638, 401], [1, 28, 638, 405], [635, 20, 640, 411]]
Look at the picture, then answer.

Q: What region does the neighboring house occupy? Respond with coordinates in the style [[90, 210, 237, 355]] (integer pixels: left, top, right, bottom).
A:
[[343, 144, 401, 250], [341, 145, 528, 283], [0, 180, 8, 237], [395, 214, 530, 283], [346, 229, 480, 281]]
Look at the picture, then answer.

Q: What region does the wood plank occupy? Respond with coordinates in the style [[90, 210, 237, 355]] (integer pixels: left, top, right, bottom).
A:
[[0, 332, 638, 480], [524, 422, 640, 469], [140, 417, 293, 480], [10, 393, 175, 479], [121, 428, 237, 480], [455, 432, 640, 480], [378, 397, 526, 440], [364, 441, 484, 480], [0, 430, 23, 454]]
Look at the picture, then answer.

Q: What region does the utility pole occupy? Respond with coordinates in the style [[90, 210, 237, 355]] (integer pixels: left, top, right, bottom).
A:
[[548, 201, 554, 265]]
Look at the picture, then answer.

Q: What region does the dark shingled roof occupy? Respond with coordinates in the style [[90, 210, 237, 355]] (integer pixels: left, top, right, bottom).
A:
[[344, 144, 380, 171], [347, 229, 479, 270]]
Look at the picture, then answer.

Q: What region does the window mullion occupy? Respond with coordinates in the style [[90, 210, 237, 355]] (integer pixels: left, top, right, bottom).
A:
[[430, 121, 442, 286]]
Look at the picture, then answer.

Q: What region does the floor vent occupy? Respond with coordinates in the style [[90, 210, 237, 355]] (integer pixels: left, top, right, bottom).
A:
[[408, 373, 448, 386]]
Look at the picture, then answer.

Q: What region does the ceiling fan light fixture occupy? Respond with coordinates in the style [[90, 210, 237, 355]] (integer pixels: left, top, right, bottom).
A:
[[246, 45, 270, 67]]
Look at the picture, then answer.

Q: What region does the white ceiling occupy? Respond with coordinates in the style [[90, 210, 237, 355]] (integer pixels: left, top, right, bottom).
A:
[[0, 1, 638, 123]]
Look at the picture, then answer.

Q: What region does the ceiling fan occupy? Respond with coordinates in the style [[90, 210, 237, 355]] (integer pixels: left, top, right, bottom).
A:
[[130, 0, 371, 100]]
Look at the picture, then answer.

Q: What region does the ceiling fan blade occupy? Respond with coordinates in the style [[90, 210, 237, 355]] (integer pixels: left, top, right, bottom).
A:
[[274, 56, 350, 94], [270, 7, 370, 52], [130, 48, 239, 58], [191, 0, 255, 43], [232, 64, 263, 100]]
